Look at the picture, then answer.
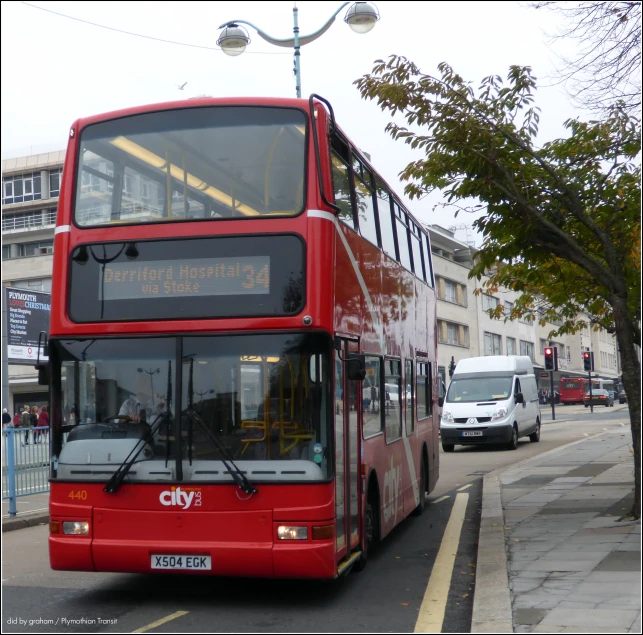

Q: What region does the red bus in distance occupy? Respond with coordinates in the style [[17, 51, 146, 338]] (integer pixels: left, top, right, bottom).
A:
[[46, 95, 439, 579]]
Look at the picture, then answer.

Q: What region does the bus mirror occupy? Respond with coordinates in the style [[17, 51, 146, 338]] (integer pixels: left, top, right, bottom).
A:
[[347, 354, 366, 381], [36, 363, 50, 386]]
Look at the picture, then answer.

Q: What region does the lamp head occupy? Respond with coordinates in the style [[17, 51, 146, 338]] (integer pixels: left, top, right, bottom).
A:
[[217, 24, 251, 56], [344, 2, 380, 34]]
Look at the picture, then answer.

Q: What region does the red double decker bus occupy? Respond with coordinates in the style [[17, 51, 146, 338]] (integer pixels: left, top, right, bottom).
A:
[[46, 95, 439, 579]]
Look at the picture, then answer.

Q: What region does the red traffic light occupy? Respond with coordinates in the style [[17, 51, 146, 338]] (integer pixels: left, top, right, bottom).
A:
[[545, 348, 553, 355]]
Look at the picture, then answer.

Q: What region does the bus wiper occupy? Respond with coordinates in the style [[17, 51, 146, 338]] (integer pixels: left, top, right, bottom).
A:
[[187, 410, 257, 496], [105, 360, 173, 494], [103, 414, 169, 494]]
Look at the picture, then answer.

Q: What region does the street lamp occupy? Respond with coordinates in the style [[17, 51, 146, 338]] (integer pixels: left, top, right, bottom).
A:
[[217, 2, 380, 98]]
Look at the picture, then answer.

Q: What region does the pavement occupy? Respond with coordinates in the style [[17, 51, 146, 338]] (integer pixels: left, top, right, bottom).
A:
[[473, 427, 641, 633]]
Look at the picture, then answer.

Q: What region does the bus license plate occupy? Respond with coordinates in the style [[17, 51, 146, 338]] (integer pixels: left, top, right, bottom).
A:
[[151, 555, 211, 570], [462, 431, 483, 437]]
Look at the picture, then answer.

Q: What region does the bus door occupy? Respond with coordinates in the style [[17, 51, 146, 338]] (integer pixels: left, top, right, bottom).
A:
[[334, 337, 362, 560]]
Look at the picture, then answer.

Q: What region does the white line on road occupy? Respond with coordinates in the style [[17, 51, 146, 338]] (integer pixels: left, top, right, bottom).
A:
[[431, 496, 450, 504], [457, 484, 472, 491], [132, 611, 189, 633]]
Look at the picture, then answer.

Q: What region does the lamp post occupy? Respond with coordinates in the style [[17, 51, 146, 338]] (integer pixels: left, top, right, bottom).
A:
[[217, 2, 380, 98]]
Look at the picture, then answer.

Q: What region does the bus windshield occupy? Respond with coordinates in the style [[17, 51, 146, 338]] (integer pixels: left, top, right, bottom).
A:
[[74, 106, 307, 227], [51, 333, 331, 483]]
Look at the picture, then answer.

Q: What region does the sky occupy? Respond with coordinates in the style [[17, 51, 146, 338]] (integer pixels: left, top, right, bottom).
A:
[[0, 0, 586, 245]]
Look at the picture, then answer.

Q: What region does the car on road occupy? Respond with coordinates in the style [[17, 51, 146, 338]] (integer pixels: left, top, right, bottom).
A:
[[618, 389, 627, 404], [584, 389, 613, 408]]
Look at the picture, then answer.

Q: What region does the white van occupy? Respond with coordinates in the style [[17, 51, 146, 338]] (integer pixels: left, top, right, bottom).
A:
[[440, 356, 541, 452]]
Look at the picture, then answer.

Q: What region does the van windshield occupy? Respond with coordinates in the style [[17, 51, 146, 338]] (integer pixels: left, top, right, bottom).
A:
[[446, 376, 513, 403]]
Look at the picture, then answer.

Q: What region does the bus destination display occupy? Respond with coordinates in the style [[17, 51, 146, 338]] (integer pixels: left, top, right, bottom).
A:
[[101, 256, 270, 300]]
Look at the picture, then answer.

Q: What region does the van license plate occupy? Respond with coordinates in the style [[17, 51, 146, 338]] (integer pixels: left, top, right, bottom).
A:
[[462, 431, 483, 437], [151, 555, 211, 570]]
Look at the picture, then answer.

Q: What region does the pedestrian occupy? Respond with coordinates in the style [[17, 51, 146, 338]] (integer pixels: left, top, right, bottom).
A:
[[13, 412, 19, 427], [20, 405, 31, 445], [2, 408, 11, 428], [37, 405, 49, 443]]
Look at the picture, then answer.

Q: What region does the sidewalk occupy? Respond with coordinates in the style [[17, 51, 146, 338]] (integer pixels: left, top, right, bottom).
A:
[[473, 428, 641, 633], [2, 492, 49, 532]]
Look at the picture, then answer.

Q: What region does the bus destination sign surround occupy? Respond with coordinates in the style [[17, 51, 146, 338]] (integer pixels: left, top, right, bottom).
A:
[[101, 256, 270, 300], [69, 235, 304, 322]]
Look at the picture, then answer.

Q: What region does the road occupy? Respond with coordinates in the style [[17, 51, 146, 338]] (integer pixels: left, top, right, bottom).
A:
[[1, 407, 632, 633]]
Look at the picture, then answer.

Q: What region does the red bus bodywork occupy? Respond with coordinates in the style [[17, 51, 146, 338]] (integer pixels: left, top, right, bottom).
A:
[[48, 97, 439, 578], [559, 377, 591, 404]]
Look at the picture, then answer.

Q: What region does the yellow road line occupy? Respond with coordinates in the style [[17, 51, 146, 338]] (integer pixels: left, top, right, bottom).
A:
[[132, 611, 189, 633], [457, 484, 472, 491], [414, 492, 469, 633]]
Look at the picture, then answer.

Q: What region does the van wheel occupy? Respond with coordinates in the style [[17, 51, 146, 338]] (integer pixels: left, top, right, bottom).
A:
[[529, 419, 541, 443], [442, 443, 454, 452], [507, 425, 518, 450]]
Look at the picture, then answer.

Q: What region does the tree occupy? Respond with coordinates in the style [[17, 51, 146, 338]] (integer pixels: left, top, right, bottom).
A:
[[355, 56, 641, 518], [532, 1, 641, 116]]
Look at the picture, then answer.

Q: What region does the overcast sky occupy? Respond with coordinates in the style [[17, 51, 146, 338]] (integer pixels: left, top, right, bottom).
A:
[[1, 1, 585, 244]]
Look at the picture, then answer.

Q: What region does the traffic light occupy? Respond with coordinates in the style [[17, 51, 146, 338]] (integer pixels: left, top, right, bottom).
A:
[[544, 347, 558, 371], [582, 351, 594, 372]]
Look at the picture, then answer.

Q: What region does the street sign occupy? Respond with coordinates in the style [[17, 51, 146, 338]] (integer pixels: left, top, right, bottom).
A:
[[5, 287, 50, 364]]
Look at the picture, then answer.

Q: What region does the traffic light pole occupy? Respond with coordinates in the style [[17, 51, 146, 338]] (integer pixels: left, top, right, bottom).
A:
[[588, 370, 594, 413], [549, 370, 556, 421]]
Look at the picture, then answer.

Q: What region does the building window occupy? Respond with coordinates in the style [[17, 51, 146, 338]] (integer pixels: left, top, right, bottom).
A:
[[17, 240, 53, 257], [484, 332, 502, 356], [520, 340, 534, 361], [445, 280, 456, 303], [10, 278, 52, 292], [504, 300, 514, 316], [439, 321, 469, 347], [540, 338, 548, 354], [49, 169, 62, 197], [2, 245, 10, 260], [566, 346, 571, 361], [519, 313, 534, 324], [507, 337, 516, 356], [482, 294, 499, 311], [437, 277, 466, 306], [2, 172, 42, 205]]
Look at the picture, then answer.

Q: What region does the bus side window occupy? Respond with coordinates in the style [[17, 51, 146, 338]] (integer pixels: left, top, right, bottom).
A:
[[330, 135, 355, 229], [375, 177, 396, 259]]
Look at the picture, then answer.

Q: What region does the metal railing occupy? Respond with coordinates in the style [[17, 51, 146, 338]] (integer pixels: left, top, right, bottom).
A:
[[1, 426, 50, 516], [2, 210, 57, 232]]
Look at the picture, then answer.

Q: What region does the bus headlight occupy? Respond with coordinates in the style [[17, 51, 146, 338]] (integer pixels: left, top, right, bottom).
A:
[[62, 521, 89, 535], [441, 410, 454, 423], [277, 526, 308, 540], [492, 407, 508, 421]]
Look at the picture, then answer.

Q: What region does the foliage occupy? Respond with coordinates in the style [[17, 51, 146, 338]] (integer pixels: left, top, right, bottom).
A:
[[354, 56, 641, 342]]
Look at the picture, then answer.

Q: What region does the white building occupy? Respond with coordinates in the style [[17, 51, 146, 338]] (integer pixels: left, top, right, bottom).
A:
[[427, 224, 621, 392], [2, 150, 62, 414]]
